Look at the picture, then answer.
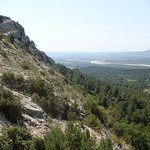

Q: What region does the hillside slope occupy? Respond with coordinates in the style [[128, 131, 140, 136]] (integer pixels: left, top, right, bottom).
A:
[[0, 16, 133, 149]]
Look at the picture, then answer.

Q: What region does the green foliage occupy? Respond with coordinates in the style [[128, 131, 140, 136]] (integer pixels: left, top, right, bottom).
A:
[[67, 102, 79, 121], [83, 96, 101, 117], [44, 122, 97, 150], [113, 122, 149, 150], [81, 66, 150, 92], [67, 111, 77, 121], [0, 127, 32, 150], [0, 127, 45, 150], [84, 114, 102, 130], [21, 60, 30, 70], [2, 72, 26, 91], [0, 48, 7, 58], [98, 138, 113, 150], [40, 70, 46, 76], [56, 63, 150, 149], [15, 74, 26, 91], [27, 78, 50, 97], [113, 122, 127, 137], [64, 122, 96, 150], [44, 125, 65, 150], [1, 71, 66, 119], [31, 138, 45, 150], [83, 95, 108, 126], [2, 71, 15, 85], [0, 34, 3, 41], [0, 89, 22, 122], [3, 40, 12, 48], [64, 122, 83, 149]]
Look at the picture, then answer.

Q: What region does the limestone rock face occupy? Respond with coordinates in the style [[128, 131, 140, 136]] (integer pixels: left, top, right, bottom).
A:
[[12, 90, 49, 137], [0, 16, 55, 67]]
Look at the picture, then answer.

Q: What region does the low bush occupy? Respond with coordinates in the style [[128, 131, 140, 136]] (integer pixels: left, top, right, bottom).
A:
[[15, 74, 26, 91], [44, 122, 97, 150], [84, 114, 102, 130], [0, 89, 22, 122], [98, 138, 113, 150], [2, 72, 25, 91], [21, 60, 30, 70], [2, 71, 15, 86], [0, 127, 45, 150], [0, 48, 7, 58]]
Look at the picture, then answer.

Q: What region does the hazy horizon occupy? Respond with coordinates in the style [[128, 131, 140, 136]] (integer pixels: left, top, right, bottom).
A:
[[46, 49, 150, 53], [1, 0, 150, 52]]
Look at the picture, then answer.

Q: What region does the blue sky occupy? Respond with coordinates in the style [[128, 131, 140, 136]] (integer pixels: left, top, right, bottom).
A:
[[1, 0, 150, 52]]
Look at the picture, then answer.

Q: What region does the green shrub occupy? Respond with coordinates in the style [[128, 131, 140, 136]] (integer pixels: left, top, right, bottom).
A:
[[31, 138, 45, 150], [0, 89, 22, 122], [44, 125, 65, 150], [27, 78, 50, 97], [67, 102, 79, 121], [2, 71, 15, 86], [3, 40, 12, 48], [44, 122, 97, 150], [48, 68, 55, 75], [84, 114, 102, 130], [0, 48, 7, 58], [0, 34, 3, 41], [113, 122, 127, 137], [15, 74, 26, 91], [113, 122, 149, 150], [67, 111, 77, 121], [64, 122, 96, 150], [40, 71, 46, 76], [2, 72, 26, 91], [21, 60, 30, 70], [0, 126, 45, 150], [4, 127, 32, 150], [98, 138, 113, 150]]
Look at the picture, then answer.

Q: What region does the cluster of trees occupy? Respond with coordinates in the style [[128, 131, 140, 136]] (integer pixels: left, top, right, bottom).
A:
[[80, 66, 150, 91], [56, 63, 150, 149], [1, 71, 59, 118], [0, 122, 114, 150], [1, 71, 80, 120], [113, 122, 149, 150], [1, 64, 150, 149]]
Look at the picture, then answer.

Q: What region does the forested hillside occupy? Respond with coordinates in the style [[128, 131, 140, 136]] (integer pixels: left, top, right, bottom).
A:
[[80, 66, 150, 92], [57, 64, 150, 150]]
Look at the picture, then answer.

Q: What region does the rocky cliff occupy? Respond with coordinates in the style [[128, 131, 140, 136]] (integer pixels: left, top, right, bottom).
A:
[[0, 15, 55, 67]]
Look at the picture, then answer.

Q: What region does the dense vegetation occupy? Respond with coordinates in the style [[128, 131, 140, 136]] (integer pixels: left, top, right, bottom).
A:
[[80, 66, 150, 91], [56, 63, 150, 150], [1, 71, 69, 119], [0, 89, 22, 122], [0, 122, 113, 150], [1, 64, 150, 149]]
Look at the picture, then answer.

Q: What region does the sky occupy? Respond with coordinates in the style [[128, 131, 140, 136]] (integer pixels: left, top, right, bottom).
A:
[[1, 0, 150, 52]]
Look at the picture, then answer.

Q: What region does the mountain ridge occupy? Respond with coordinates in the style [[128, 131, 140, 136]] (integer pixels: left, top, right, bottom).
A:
[[0, 15, 55, 67]]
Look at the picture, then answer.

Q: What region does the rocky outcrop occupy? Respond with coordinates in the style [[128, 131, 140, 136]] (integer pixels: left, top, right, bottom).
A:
[[12, 90, 49, 137], [0, 15, 55, 67]]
